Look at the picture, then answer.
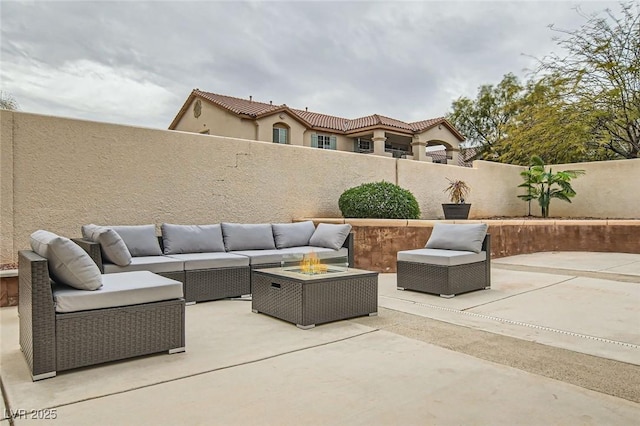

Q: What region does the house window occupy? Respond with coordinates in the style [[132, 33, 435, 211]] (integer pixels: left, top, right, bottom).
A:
[[273, 125, 289, 144], [317, 135, 331, 149], [356, 138, 372, 153], [311, 134, 337, 150]]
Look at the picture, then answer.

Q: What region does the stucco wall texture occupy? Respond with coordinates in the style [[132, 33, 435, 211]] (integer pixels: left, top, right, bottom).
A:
[[1, 110, 639, 265]]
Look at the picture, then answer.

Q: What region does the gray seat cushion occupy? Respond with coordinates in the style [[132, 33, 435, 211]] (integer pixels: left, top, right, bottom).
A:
[[279, 246, 348, 260], [221, 223, 276, 251], [53, 271, 183, 313], [425, 223, 488, 253], [103, 256, 184, 274], [272, 221, 316, 249], [397, 248, 486, 266], [161, 223, 225, 254], [166, 252, 249, 270], [229, 249, 284, 265]]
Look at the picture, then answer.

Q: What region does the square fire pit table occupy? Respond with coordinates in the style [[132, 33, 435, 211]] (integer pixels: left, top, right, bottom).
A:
[[251, 265, 378, 329]]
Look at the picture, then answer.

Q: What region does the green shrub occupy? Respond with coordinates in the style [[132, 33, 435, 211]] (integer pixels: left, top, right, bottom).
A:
[[338, 181, 420, 219]]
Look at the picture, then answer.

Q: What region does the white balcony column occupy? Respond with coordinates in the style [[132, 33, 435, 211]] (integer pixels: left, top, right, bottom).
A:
[[372, 130, 387, 156], [411, 136, 428, 161]]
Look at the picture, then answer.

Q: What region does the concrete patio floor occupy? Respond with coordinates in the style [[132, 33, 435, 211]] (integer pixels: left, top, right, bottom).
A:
[[1, 251, 639, 425]]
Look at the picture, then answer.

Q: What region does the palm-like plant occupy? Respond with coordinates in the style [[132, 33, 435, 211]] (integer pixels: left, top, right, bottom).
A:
[[444, 178, 471, 204], [518, 156, 585, 218]]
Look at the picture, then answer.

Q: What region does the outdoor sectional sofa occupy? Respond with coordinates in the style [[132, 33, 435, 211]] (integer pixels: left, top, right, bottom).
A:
[[75, 221, 354, 304]]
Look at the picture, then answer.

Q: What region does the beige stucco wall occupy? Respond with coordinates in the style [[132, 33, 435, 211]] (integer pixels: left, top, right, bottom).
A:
[[534, 158, 640, 218], [418, 126, 461, 148], [255, 112, 307, 146], [0, 111, 396, 265], [397, 159, 527, 219], [2, 110, 639, 265], [173, 99, 255, 140], [1, 112, 14, 264]]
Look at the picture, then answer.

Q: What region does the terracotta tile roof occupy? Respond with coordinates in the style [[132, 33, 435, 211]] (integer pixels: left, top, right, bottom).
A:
[[410, 118, 444, 132], [195, 90, 283, 117], [173, 89, 464, 141], [289, 108, 349, 131]]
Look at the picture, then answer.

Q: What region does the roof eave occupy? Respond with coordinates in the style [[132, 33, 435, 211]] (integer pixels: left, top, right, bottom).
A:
[[345, 124, 414, 136]]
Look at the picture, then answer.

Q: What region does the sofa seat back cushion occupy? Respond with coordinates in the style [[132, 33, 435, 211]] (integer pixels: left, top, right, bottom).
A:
[[53, 271, 183, 313], [103, 256, 184, 274], [397, 248, 486, 267], [221, 223, 276, 251], [272, 221, 316, 249], [166, 252, 250, 271], [109, 225, 163, 257], [81, 224, 132, 266], [425, 223, 488, 254], [30, 230, 102, 291], [309, 223, 352, 251], [161, 223, 226, 254]]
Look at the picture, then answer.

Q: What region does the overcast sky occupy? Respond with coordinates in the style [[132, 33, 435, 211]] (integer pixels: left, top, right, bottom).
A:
[[1, 0, 623, 129]]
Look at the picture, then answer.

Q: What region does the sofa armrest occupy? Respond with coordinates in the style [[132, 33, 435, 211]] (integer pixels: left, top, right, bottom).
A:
[[18, 250, 57, 379], [72, 238, 104, 273], [342, 232, 354, 267]]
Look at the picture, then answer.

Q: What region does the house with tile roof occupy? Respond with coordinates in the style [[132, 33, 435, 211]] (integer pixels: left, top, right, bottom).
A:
[[169, 90, 467, 164]]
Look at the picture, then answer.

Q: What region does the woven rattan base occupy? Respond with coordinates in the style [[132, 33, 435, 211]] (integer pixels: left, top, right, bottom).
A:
[[55, 299, 185, 371], [397, 260, 489, 297], [252, 268, 378, 328], [184, 266, 250, 302]]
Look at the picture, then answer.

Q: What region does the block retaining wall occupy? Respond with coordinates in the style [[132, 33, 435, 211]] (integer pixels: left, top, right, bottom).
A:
[[301, 219, 640, 273]]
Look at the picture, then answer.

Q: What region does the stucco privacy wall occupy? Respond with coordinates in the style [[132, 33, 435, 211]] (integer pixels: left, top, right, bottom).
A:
[[0, 111, 396, 265], [542, 158, 640, 218], [397, 159, 527, 219], [1, 112, 14, 264], [1, 110, 639, 265]]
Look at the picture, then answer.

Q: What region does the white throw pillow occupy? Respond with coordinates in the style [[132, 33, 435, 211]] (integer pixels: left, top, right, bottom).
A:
[[308, 223, 352, 251], [81, 224, 132, 266], [30, 230, 102, 291], [425, 223, 488, 253]]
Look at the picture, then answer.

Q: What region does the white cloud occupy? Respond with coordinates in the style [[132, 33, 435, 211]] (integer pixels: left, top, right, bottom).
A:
[[0, 0, 625, 128], [2, 57, 177, 127]]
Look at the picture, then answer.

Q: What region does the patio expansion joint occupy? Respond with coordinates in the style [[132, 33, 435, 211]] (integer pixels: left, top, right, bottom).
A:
[[33, 328, 382, 411], [457, 276, 577, 311], [492, 263, 640, 283], [380, 294, 640, 350]]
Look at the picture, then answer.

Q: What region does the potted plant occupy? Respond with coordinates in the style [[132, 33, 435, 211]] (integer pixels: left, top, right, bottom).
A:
[[442, 178, 471, 219]]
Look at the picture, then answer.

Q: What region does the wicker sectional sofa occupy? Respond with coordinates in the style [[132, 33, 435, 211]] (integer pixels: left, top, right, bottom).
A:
[[19, 222, 353, 380], [75, 221, 354, 304]]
